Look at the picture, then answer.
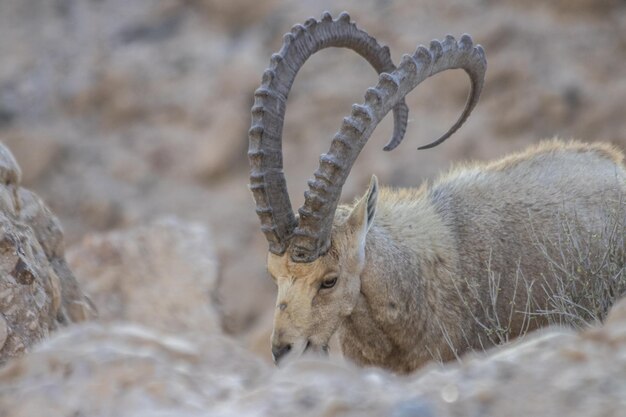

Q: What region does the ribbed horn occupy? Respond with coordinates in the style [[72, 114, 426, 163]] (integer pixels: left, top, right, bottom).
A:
[[291, 34, 487, 262], [248, 11, 409, 255]]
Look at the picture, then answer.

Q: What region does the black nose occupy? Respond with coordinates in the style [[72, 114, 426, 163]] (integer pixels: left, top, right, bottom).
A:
[[272, 343, 292, 364]]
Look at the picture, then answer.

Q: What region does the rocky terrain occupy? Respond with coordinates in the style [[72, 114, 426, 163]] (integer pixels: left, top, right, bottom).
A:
[[1, 296, 626, 416], [66, 217, 221, 337], [2, 0, 626, 339], [0, 0, 625, 415], [0, 142, 94, 364]]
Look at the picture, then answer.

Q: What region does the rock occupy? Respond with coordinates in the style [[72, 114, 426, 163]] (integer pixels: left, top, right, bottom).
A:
[[223, 297, 626, 416], [0, 315, 8, 349], [0, 142, 95, 364], [0, 132, 62, 186], [0, 322, 268, 417], [0, 143, 20, 185], [2, 297, 626, 415], [67, 217, 221, 336], [193, 0, 281, 32], [490, 0, 625, 15]]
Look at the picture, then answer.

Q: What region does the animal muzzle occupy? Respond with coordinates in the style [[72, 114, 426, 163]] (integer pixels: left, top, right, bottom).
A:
[[272, 340, 330, 365], [271, 342, 292, 364]]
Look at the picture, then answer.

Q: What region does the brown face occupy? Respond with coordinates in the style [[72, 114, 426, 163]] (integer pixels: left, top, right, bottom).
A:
[[267, 177, 378, 365], [267, 219, 364, 364], [267, 235, 363, 365]]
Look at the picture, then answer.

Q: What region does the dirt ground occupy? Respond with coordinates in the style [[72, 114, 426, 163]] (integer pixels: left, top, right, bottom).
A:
[[1, 0, 625, 352]]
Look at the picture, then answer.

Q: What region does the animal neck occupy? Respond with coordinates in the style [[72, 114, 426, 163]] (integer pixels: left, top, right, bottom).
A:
[[338, 188, 460, 370]]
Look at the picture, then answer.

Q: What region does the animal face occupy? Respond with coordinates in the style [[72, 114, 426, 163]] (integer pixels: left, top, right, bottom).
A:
[[267, 177, 379, 365]]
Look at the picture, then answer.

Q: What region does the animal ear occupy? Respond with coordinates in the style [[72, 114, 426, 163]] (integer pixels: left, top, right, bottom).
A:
[[347, 175, 378, 242]]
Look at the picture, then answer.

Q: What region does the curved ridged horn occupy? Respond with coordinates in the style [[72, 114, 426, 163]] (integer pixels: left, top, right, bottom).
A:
[[249, 11, 410, 255], [291, 34, 487, 262]]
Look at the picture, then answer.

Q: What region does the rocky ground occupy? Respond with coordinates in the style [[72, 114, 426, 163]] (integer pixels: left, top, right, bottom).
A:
[[0, 143, 94, 364], [0, 0, 625, 415], [2, 0, 626, 339], [1, 293, 626, 416]]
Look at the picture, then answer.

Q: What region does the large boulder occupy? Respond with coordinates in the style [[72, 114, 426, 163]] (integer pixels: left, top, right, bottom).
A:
[[67, 217, 221, 336], [0, 142, 94, 364], [0, 323, 268, 417]]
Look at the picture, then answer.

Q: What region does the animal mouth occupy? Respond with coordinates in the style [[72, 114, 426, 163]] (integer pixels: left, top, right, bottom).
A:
[[304, 340, 329, 356]]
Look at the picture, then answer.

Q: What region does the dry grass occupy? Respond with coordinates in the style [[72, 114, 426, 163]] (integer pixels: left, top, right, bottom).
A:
[[530, 200, 626, 328], [443, 195, 625, 361]]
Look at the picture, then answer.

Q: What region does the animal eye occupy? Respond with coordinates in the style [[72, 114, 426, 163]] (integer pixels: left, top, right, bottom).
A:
[[320, 275, 338, 290]]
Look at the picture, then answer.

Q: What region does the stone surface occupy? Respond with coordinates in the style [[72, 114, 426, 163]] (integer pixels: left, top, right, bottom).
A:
[[67, 217, 221, 336], [0, 142, 95, 364], [0, 132, 62, 186], [1, 297, 626, 416], [0, 323, 268, 417], [0, 143, 20, 185], [1, 0, 625, 356]]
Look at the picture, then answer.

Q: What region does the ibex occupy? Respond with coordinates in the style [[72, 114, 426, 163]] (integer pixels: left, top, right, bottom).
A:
[[248, 12, 626, 373]]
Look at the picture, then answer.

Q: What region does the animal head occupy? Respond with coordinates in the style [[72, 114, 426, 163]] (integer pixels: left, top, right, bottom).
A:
[[267, 176, 378, 361], [247, 11, 486, 365]]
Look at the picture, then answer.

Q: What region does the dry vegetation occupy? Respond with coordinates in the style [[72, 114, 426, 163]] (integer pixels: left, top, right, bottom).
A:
[[446, 199, 626, 359], [533, 201, 626, 328]]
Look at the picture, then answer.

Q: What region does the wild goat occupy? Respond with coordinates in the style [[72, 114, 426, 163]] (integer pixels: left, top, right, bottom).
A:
[[248, 12, 626, 373]]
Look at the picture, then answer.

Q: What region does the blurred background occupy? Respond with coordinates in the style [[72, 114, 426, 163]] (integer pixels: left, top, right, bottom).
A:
[[1, 0, 625, 360]]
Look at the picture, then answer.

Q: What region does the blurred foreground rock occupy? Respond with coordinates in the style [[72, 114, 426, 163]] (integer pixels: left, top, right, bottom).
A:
[[0, 323, 268, 417], [2, 296, 626, 416], [224, 297, 626, 416], [67, 217, 221, 336], [0, 142, 94, 364]]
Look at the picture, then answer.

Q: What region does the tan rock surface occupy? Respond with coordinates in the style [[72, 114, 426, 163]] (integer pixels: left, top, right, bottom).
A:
[[0, 323, 268, 417], [0, 142, 94, 364], [1, 297, 626, 416], [67, 217, 221, 336]]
